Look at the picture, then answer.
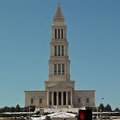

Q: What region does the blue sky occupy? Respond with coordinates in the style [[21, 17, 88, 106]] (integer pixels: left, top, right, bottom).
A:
[[0, 0, 120, 110]]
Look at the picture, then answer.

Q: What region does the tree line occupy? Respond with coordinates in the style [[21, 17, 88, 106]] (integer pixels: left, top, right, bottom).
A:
[[93, 103, 120, 112], [0, 104, 35, 113], [0, 104, 120, 113]]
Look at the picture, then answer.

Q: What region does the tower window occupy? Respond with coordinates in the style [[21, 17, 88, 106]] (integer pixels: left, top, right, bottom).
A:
[[39, 98, 42, 104], [62, 64, 65, 75], [86, 98, 89, 103], [58, 45, 60, 56], [78, 97, 81, 103], [58, 29, 60, 39], [54, 46, 57, 56], [61, 29, 63, 39], [31, 98, 34, 104], [55, 29, 57, 39], [58, 64, 61, 75], [62, 45, 64, 56], [54, 64, 57, 75]]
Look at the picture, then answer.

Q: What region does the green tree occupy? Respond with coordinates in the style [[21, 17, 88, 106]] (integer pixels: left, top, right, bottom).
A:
[[114, 107, 120, 112], [99, 103, 105, 112], [2, 106, 8, 112], [16, 104, 20, 112], [10, 107, 15, 112], [105, 104, 112, 112]]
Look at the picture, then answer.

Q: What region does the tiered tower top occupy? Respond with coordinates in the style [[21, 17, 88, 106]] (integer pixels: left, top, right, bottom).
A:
[[53, 3, 65, 26], [45, 3, 75, 90]]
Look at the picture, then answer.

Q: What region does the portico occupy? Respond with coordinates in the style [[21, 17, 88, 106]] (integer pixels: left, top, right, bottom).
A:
[[47, 91, 73, 106]]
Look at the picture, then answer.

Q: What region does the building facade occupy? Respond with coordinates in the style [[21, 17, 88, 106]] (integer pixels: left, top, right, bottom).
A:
[[25, 4, 95, 108]]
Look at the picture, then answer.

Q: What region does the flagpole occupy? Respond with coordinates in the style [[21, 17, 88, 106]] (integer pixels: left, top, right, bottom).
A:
[[102, 98, 104, 106]]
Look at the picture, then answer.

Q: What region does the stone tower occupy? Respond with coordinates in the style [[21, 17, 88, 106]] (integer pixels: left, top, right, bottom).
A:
[[45, 3, 75, 107], [25, 4, 95, 108]]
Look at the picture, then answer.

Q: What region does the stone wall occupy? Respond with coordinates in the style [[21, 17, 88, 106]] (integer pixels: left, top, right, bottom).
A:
[[73, 90, 95, 108], [25, 91, 47, 107]]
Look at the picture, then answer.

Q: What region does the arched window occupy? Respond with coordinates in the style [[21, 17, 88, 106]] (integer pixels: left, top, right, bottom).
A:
[[54, 64, 57, 75], [62, 45, 64, 56], [61, 29, 63, 39], [62, 64, 65, 75], [58, 45, 60, 56], [58, 64, 61, 75], [55, 29, 57, 39], [54, 46, 57, 56], [58, 29, 60, 39]]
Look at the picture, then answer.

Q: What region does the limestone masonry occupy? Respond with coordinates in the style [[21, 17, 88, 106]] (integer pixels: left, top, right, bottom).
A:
[[25, 4, 95, 108]]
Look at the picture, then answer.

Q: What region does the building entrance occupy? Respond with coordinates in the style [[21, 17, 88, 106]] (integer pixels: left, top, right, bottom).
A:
[[48, 91, 72, 106]]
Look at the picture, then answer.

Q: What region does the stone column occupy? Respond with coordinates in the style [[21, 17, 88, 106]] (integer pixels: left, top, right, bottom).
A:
[[71, 91, 73, 106], [52, 91, 54, 106], [57, 91, 58, 106], [47, 91, 49, 106], [60, 45, 62, 56], [66, 91, 68, 105], [60, 29, 61, 39], [61, 91, 63, 105], [57, 29, 58, 39]]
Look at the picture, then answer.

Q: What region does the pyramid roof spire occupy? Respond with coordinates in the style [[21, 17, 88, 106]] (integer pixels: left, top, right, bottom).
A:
[[53, 3, 65, 25], [54, 3, 64, 18]]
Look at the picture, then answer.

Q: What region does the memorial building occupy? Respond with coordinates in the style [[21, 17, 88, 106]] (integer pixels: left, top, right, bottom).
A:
[[25, 4, 95, 108]]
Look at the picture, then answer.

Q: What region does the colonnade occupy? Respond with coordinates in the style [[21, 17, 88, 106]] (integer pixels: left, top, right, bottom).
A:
[[47, 91, 72, 106]]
